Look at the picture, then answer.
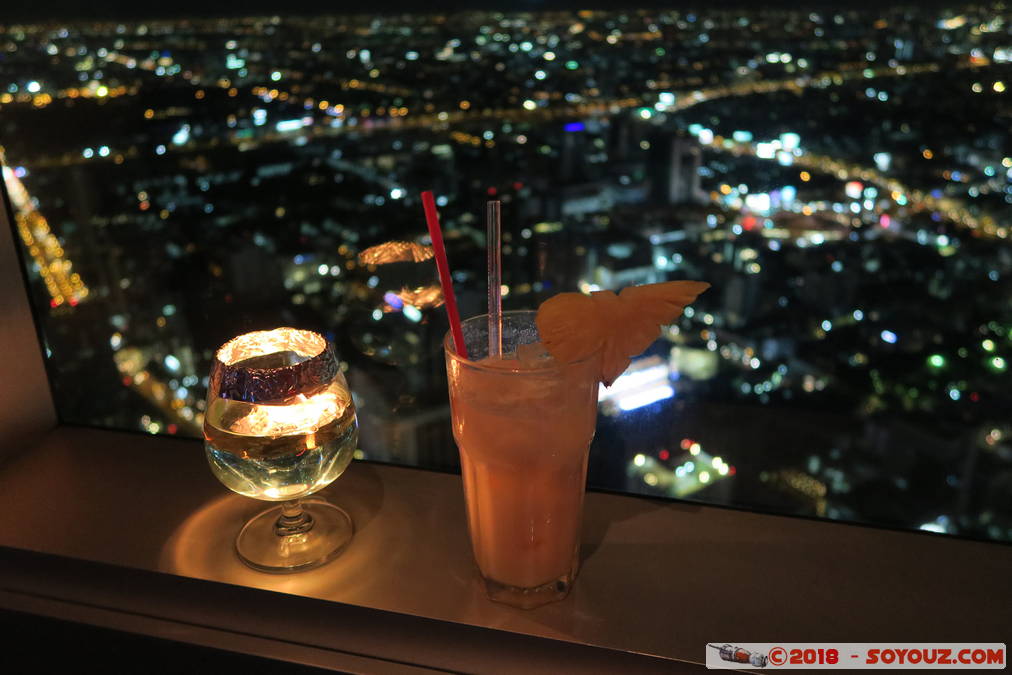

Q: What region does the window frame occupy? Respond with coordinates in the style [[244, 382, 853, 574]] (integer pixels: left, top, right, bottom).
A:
[[3, 172, 1011, 672]]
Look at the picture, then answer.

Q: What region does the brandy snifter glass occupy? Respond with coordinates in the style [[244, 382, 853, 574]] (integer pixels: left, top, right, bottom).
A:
[[203, 327, 358, 573]]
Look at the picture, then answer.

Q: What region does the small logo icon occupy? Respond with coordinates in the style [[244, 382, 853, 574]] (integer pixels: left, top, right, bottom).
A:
[[708, 643, 770, 668], [768, 646, 788, 666]]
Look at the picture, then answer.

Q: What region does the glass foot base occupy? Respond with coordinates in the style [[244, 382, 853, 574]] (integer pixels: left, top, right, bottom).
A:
[[236, 497, 353, 573], [482, 574, 574, 609]]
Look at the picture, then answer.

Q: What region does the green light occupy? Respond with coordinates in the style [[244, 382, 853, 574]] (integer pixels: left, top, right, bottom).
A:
[[565, 60, 579, 70], [991, 356, 1007, 372], [928, 354, 945, 369], [982, 339, 996, 352]]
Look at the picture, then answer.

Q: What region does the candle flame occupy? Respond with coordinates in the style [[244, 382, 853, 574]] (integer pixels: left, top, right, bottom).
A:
[[230, 389, 346, 438]]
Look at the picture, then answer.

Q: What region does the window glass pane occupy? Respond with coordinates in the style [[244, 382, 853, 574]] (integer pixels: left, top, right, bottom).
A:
[[3, 8, 1010, 543]]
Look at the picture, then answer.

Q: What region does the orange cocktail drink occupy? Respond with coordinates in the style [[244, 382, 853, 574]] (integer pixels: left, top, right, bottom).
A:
[[445, 310, 599, 608]]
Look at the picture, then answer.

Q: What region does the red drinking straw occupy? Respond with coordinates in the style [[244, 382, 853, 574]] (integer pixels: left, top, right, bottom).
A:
[[421, 190, 468, 359]]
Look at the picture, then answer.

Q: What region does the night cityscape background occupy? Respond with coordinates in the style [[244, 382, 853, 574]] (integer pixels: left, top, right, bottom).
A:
[[2, 3, 1010, 542]]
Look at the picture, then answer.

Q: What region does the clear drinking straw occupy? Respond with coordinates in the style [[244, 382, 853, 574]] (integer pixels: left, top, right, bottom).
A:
[[486, 200, 502, 359]]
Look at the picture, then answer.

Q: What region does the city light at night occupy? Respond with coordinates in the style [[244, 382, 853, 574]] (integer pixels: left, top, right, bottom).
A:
[[2, 4, 1010, 543]]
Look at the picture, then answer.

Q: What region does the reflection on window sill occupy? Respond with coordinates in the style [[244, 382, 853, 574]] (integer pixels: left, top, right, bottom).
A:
[[0, 425, 1010, 672]]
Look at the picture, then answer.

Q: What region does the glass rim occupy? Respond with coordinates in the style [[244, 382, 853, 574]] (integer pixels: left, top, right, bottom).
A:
[[443, 310, 600, 373], [210, 327, 338, 404], [215, 326, 327, 366]]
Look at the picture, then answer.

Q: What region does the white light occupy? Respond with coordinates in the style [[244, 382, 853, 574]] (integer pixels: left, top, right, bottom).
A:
[[164, 355, 180, 372], [919, 522, 946, 533], [98, 146, 111, 157], [880, 330, 898, 344], [853, 309, 864, 321], [689, 442, 701, 455], [403, 305, 422, 322], [389, 187, 405, 199], [699, 471, 711, 484], [275, 119, 303, 132], [756, 142, 776, 159], [712, 456, 724, 468], [109, 333, 122, 350], [821, 320, 832, 331], [371, 309, 383, 321], [534, 70, 547, 80], [155, 145, 166, 155], [82, 148, 94, 158], [522, 99, 537, 111], [318, 264, 329, 275], [617, 385, 674, 411], [270, 71, 282, 81], [779, 132, 801, 150], [543, 51, 556, 61], [744, 193, 771, 213], [606, 364, 670, 395], [633, 453, 646, 467], [27, 80, 41, 93], [172, 125, 190, 145]]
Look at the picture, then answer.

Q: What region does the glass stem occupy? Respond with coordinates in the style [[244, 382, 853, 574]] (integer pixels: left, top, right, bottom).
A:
[[274, 499, 315, 536]]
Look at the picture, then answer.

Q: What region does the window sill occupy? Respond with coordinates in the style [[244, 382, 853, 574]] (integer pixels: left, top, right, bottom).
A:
[[1, 426, 1009, 671]]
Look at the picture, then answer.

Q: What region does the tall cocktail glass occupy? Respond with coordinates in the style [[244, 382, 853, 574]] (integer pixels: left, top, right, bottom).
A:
[[444, 310, 599, 608]]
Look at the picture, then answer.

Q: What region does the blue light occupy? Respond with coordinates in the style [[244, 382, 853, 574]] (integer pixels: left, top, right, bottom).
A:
[[880, 330, 898, 344], [383, 291, 403, 310], [564, 121, 585, 132]]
